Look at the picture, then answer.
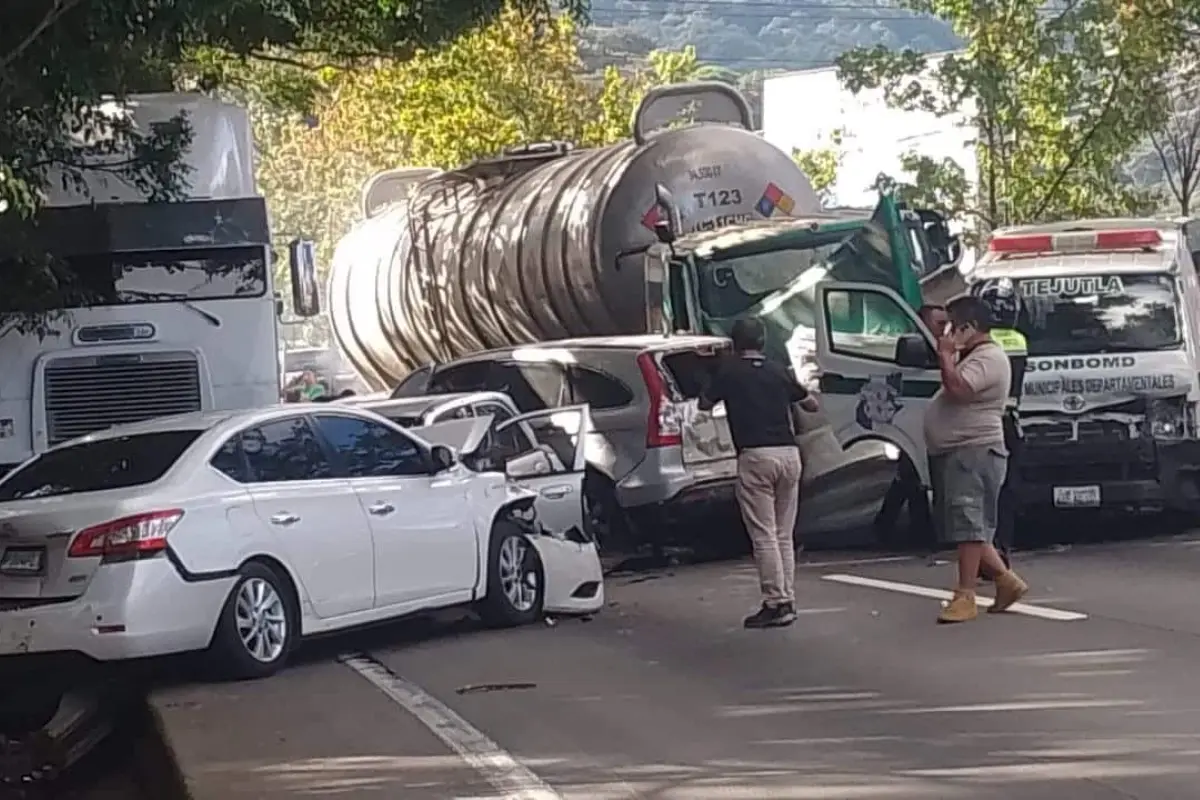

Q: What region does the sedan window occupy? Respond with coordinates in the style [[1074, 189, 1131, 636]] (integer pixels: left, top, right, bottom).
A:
[[313, 415, 429, 478], [0, 430, 204, 501], [211, 437, 251, 483], [241, 418, 335, 483], [472, 402, 514, 424]]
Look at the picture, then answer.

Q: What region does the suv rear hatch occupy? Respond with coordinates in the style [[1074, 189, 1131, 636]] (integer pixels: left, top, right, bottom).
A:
[[640, 343, 736, 466]]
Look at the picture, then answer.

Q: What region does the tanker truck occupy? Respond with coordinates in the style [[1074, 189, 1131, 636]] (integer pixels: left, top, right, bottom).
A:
[[308, 82, 967, 546], [319, 82, 964, 390]]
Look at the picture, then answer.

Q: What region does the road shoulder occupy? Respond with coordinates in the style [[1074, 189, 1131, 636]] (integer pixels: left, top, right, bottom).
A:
[[149, 657, 488, 799]]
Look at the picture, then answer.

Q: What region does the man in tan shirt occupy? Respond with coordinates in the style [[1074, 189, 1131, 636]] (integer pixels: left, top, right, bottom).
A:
[[924, 295, 1028, 623]]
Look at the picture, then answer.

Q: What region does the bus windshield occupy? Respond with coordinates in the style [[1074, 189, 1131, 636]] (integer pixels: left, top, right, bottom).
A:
[[1015, 273, 1181, 356], [0, 246, 268, 312]]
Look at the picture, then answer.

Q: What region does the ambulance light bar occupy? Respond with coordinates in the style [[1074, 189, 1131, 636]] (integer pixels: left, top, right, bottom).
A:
[[988, 229, 1163, 254]]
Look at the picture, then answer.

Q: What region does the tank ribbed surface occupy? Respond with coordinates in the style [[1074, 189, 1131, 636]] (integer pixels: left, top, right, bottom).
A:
[[328, 125, 819, 389]]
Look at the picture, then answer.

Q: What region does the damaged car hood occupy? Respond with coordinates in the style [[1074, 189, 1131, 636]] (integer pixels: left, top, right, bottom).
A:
[[410, 415, 495, 456]]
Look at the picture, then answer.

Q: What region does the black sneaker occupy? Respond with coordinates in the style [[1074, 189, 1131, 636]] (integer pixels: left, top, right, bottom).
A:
[[743, 603, 794, 629], [779, 602, 798, 623]]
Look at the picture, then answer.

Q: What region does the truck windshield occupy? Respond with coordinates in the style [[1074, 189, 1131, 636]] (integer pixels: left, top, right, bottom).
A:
[[0, 246, 267, 311], [698, 237, 844, 318], [697, 217, 908, 320], [1015, 273, 1181, 356]]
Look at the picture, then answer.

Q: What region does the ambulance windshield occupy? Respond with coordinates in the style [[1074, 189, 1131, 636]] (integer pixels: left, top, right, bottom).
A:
[[1015, 273, 1180, 356]]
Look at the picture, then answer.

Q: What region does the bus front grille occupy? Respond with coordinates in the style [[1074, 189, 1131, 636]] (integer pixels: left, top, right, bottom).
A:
[[44, 352, 203, 446]]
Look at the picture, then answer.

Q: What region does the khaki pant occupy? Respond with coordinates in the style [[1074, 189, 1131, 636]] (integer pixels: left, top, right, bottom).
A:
[[735, 446, 803, 606]]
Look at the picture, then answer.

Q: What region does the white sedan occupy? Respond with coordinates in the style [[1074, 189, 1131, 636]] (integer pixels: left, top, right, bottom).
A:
[[0, 403, 603, 678]]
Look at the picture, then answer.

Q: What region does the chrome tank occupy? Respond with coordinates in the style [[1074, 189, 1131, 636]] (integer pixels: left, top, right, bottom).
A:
[[328, 82, 821, 389]]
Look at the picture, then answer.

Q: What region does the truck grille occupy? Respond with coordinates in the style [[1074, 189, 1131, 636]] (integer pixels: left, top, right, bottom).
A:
[[44, 352, 202, 445], [1019, 413, 1152, 484], [1024, 419, 1136, 445]]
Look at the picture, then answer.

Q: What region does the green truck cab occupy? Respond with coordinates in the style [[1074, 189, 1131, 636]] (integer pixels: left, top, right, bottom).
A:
[[645, 188, 964, 370], [642, 189, 965, 545]]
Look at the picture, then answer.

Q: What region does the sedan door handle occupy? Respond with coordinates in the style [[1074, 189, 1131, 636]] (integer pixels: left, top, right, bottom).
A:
[[540, 485, 573, 500], [270, 513, 300, 526], [367, 502, 395, 516]]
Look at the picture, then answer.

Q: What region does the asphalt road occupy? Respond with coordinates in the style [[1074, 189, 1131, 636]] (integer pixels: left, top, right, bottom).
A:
[[141, 528, 1200, 800]]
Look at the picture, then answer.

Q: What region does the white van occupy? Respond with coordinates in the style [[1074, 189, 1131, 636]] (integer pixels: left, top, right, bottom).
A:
[[812, 219, 1200, 525]]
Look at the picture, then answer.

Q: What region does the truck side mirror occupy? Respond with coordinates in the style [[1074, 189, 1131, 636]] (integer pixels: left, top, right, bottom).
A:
[[653, 183, 682, 242], [895, 333, 936, 368], [288, 239, 321, 317], [653, 218, 676, 245]]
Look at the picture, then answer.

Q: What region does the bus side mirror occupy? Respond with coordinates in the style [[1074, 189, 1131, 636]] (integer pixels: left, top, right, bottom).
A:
[[289, 239, 321, 317]]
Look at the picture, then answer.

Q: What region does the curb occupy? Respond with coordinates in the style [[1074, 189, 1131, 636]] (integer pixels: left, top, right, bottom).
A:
[[133, 699, 191, 800]]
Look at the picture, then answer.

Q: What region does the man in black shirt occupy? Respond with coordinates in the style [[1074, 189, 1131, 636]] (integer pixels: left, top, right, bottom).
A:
[[700, 318, 820, 629]]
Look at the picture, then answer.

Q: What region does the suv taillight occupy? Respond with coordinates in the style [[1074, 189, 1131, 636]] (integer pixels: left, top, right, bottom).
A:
[[636, 352, 683, 448], [67, 510, 183, 560]]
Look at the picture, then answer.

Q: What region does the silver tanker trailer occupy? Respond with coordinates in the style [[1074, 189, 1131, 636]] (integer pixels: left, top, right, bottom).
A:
[[313, 82, 966, 548]]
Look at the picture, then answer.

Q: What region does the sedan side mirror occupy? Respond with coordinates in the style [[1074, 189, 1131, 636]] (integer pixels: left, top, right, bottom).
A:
[[429, 444, 456, 473], [895, 333, 936, 369]]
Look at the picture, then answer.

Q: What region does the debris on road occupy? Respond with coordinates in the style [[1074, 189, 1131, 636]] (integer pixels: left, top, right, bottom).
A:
[[455, 682, 538, 696]]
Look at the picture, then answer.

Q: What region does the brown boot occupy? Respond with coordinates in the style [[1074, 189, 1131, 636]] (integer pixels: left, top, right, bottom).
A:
[[989, 570, 1029, 613], [937, 589, 978, 623]]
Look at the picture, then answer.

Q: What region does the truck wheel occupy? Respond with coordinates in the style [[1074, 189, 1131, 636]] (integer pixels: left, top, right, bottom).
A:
[[478, 521, 544, 627], [208, 562, 297, 680], [874, 454, 932, 550]]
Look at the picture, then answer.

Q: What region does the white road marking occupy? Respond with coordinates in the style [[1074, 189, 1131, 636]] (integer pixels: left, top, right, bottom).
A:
[[821, 573, 1088, 622], [798, 555, 916, 569], [341, 653, 564, 800], [882, 699, 1142, 714]]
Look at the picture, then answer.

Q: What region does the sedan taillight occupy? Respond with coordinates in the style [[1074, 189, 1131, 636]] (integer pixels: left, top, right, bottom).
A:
[[67, 510, 184, 559]]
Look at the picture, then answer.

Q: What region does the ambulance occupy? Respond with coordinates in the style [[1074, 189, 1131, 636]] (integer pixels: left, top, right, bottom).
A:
[[811, 218, 1200, 523]]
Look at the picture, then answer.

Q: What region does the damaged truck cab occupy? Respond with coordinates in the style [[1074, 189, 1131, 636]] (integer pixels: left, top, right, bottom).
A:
[[642, 190, 966, 542], [644, 189, 962, 373]]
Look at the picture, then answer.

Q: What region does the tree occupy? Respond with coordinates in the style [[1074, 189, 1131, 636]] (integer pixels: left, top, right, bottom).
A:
[[836, 0, 1187, 229], [252, 8, 703, 333], [1148, 77, 1200, 215], [1, 0, 584, 331], [792, 127, 845, 205], [870, 151, 970, 220]]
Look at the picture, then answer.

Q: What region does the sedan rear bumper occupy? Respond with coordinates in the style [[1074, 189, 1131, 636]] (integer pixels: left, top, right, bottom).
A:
[[0, 556, 234, 663]]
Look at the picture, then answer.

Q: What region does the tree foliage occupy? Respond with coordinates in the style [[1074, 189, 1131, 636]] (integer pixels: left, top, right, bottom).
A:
[[836, 0, 1187, 228], [254, 8, 705, 341], [871, 151, 970, 219], [792, 127, 844, 205], [1, 0, 584, 330]]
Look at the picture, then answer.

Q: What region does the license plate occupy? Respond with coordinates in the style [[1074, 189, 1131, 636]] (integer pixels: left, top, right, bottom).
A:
[[1053, 485, 1101, 508], [0, 547, 45, 576]]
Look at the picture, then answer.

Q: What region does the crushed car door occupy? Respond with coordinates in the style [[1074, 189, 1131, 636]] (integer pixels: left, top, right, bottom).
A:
[[813, 281, 940, 483], [492, 404, 590, 542]]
